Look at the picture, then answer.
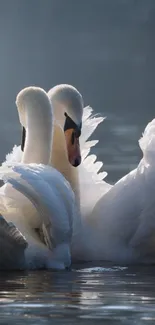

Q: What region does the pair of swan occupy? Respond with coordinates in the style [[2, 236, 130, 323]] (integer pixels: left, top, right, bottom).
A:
[[2, 83, 155, 267], [0, 86, 84, 270], [1, 84, 109, 269]]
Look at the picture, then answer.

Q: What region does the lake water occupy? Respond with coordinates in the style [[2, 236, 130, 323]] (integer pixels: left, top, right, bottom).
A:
[[1, 265, 155, 324], [0, 0, 155, 323]]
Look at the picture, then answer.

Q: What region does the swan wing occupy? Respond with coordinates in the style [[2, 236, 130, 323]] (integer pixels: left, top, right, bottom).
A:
[[128, 118, 155, 249], [79, 106, 112, 217], [129, 118, 155, 250], [11, 163, 74, 235], [0, 164, 74, 250]]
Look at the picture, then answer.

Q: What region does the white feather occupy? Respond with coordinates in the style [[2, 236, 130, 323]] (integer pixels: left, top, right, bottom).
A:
[[75, 117, 155, 264], [78, 106, 112, 219], [0, 163, 75, 269]]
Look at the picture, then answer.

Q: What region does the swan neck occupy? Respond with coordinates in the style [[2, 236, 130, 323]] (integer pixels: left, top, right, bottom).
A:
[[22, 103, 52, 164], [51, 124, 80, 204]]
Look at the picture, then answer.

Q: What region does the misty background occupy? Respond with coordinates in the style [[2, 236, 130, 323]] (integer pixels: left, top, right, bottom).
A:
[[0, 0, 154, 182]]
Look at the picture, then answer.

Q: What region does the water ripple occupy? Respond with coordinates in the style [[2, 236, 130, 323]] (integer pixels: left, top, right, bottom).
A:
[[0, 265, 155, 324]]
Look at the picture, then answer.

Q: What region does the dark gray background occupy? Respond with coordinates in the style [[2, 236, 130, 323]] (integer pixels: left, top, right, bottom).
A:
[[0, 0, 154, 182]]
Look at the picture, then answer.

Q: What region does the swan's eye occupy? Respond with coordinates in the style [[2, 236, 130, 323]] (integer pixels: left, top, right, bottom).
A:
[[71, 131, 75, 145]]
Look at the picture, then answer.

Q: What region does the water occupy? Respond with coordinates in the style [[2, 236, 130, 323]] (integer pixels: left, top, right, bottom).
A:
[[1, 265, 155, 324], [0, 0, 155, 323]]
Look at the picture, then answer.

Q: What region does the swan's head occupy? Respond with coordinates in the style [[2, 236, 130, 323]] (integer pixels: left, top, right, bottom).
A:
[[16, 86, 53, 151], [48, 84, 83, 167]]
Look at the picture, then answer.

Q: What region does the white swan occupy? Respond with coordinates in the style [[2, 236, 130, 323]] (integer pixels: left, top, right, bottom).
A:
[[0, 86, 76, 270]]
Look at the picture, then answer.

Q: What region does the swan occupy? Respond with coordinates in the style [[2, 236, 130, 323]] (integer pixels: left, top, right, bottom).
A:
[[2, 85, 110, 260], [0, 86, 76, 270]]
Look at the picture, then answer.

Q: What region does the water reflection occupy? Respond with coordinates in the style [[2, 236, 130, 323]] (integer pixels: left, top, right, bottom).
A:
[[0, 265, 155, 324]]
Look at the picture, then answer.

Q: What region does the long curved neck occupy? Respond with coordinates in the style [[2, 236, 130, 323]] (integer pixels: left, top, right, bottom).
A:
[[51, 124, 80, 205], [22, 104, 53, 164]]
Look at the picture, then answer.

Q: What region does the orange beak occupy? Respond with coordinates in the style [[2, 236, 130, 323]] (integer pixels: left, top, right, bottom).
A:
[[64, 128, 81, 167]]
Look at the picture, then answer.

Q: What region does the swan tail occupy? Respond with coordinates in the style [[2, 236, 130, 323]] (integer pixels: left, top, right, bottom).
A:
[[0, 214, 27, 269], [139, 118, 155, 166]]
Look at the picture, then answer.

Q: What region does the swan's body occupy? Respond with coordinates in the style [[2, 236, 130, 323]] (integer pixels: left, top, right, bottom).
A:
[[0, 87, 76, 270]]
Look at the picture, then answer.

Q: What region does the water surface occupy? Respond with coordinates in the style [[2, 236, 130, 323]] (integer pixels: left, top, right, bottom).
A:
[[1, 265, 155, 324]]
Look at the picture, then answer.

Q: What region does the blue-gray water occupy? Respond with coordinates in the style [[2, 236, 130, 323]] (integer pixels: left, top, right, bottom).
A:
[[0, 0, 155, 323], [1, 265, 155, 324]]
